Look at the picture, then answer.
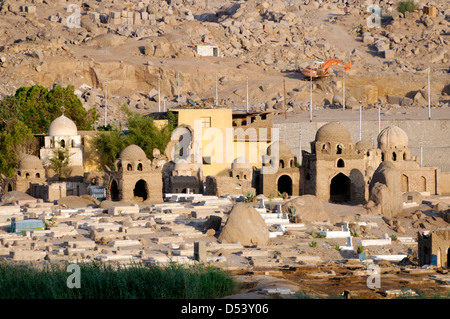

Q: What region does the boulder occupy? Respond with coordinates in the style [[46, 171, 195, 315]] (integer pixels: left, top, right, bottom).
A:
[[282, 195, 329, 223], [369, 162, 403, 218], [218, 203, 269, 247]]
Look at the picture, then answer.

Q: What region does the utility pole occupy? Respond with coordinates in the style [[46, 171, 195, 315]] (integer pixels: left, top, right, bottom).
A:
[[283, 79, 287, 120], [215, 72, 218, 107], [105, 78, 108, 127], [359, 102, 362, 141], [378, 103, 381, 134], [427, 67, 431, 120], [177, 72, 180, 105], [309, 72, 312, 122], [342, 71, 345, 111], [158, 78, 161, 112], [246, 76, 249, 112]]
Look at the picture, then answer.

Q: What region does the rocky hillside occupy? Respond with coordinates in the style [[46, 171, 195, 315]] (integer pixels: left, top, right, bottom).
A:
[[0, 0, 448, 126]]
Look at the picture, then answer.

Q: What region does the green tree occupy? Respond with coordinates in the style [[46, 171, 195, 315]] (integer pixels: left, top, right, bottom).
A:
[[92, 110, 178, 170], [93, 129, 127, 170], [13, 84, 97, 134], [48, 146, 73, 180], [0, 120, 39, 178]]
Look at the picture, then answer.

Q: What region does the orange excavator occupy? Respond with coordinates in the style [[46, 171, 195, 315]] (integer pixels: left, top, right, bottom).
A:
[[301, 59, 351, 79]]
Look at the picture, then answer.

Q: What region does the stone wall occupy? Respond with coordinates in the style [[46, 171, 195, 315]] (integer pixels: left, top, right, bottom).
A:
[[275, 119, 450, 174]]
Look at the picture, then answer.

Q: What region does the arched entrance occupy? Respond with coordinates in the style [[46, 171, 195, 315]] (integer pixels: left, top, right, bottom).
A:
[[401, 174, 409, 192], [7, 184, 12, 192], [110, 179, 120, 201], [330, 173, 350, 203], [133, 179, 148, 201], [277, 175, 292, 196]]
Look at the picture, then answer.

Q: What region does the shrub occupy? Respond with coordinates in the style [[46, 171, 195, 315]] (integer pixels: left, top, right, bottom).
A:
[[397, 1, 417, 14], [0, 261, 237, 299]]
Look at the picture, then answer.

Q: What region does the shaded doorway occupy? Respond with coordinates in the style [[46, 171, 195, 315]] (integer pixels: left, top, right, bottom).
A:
[[110, 179, 120, 201], [277, 175, 292, 196], [133, 179, 148, 201], [7, 184, 12, 192], [330, 173, 350, 203]]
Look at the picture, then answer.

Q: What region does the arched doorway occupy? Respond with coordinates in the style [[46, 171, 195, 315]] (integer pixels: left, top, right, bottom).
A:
[[447, 248, 450, 269], [330, 173, 350, 203], [133, 179, 148, 201], [110, 179, 120, 201], [7, 184, 12, 192], [401, 174, 409, 192], [277, 175, 292, 196]]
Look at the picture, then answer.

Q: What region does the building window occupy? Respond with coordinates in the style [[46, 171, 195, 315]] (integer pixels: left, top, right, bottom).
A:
[[137, 163, 143, 171], [203, 156, 211, 165], [127, 164, 133, 171], [337, 159, 345, 168], [337, 145, 342, 154], [201, 117, 211, 128]]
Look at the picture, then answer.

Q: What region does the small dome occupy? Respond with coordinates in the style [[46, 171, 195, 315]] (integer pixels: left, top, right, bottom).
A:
[[356, 140, 373, 152], [231, 157, 251, 170], [377, 126, 408, 150], [19, 155, 44, 170], [119, 144, 148, 161], [48, 115, 78, 136], [174, 159, 191, 170], [267, 142, 293, 157], [315, 122, 352, 144]]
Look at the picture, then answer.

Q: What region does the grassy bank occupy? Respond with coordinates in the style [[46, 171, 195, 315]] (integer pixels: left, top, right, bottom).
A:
[[0, 261, 238, 299]]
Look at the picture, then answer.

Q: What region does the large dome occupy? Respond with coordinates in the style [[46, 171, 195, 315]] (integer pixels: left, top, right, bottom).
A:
[[355, 140, 373, 152], [315, 122, 352, 144], [19, 155, 44, 170], [231, 157, 251, 170], [48, 115, 78, 136], [377, 126, 408, 150], [267, 142, 293, 157], [119, 144, 148, 161]]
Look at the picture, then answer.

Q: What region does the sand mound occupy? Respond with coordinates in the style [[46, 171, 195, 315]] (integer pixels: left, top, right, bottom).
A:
[[218, 203, 269, 247], [282, 195, 330, 223], [57, 195, 100, 209], [0, 191, 36, 204]]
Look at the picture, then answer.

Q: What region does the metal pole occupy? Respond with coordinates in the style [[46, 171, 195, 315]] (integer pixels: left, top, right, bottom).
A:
[[298, 127, 302, 166], [310, 72, 312, 122], [378, 103, 381, 134], [428, 67, 431, 120], [177, 72, 180, 105], [283, 79, 287, 120], [343, 71, 345, 111], [359, 103, 362, 141], [246, 76, 249, 112], [215, 72, 218, 107], [158, 78, 161, 112], [105, 78, 107, 127]]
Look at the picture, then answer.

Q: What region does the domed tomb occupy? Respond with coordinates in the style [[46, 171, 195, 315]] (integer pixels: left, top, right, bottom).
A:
[[119, 144, 148, 162], [315, 122, 352, 144], [48, 115, 78, 136], [19, 155, 44, 171], [377, 126, 408, 150]]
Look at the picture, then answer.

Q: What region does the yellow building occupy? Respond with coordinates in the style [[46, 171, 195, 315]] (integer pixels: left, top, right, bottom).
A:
[[173, 108, 273, 178]]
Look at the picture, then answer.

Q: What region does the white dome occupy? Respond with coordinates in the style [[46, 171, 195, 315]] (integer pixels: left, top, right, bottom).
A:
[[48, 115, 78, 136]]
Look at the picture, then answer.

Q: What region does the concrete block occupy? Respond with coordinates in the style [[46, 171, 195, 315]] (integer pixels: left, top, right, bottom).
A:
[[108, 204, 139, 216], [10, 249, 46, 261], [108, 240, 142, 248]]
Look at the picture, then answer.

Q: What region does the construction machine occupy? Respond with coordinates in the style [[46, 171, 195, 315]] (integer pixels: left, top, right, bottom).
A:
[[301, 59, 351, 79]]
